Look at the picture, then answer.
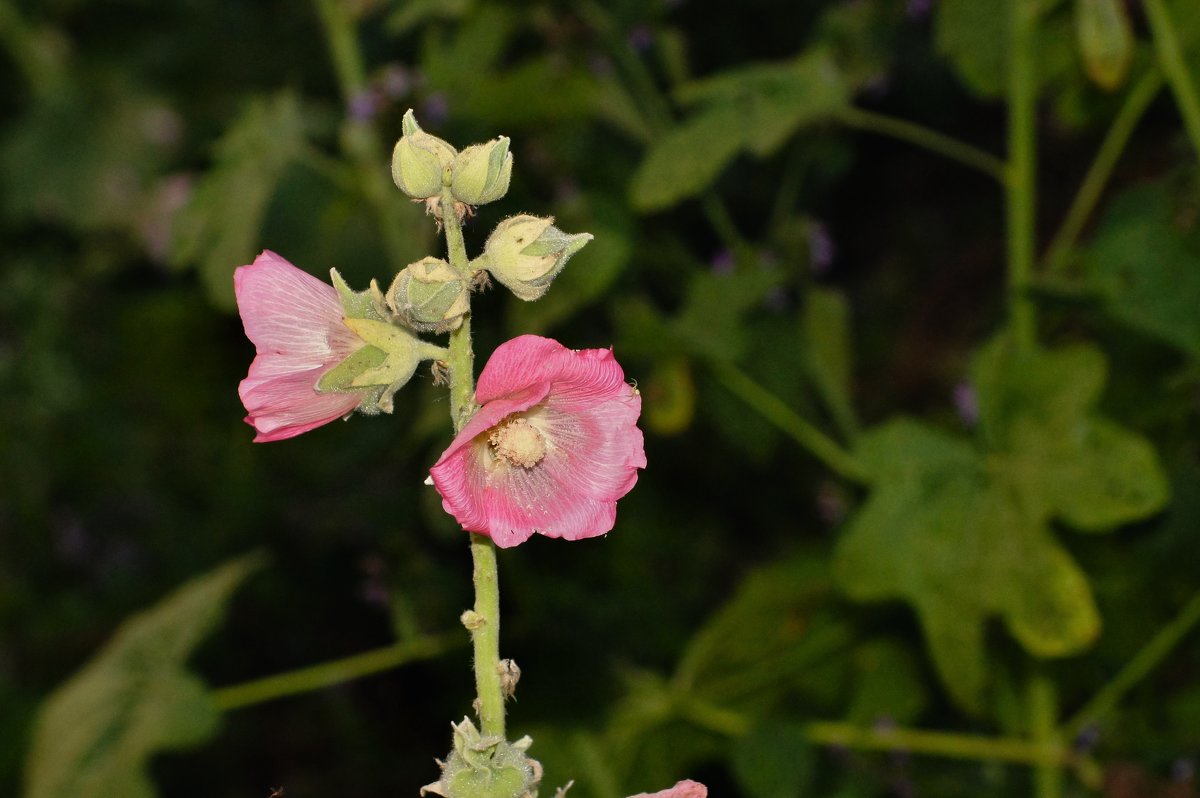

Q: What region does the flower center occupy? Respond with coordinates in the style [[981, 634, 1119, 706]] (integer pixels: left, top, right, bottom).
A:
[[489, 417, 546, 468]]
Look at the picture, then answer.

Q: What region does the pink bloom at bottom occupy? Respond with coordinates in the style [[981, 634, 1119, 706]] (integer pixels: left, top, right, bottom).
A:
[[235, 250, 365, 442], [429, 335, 646, 547], [627, 781, 707, 798]]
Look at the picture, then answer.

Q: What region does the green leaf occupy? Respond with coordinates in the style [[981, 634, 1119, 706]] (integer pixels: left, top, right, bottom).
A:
[[935, 0, 1010, 97], [674, 550, 853, 710], [845, 641, 927, 725], [24, 555, 265, 798], [673, 269, 782, 362], [1084, 182, 1200, 358], [732, 721, 815, 798], [834, 338, 1168, 711], [630, 104, 744, 212], [170, 92, 307, 309], [633, 51, 849, 211]]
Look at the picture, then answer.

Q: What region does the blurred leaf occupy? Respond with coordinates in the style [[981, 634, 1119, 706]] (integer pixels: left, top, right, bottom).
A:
[[0, 82, 176, 232], [673, 269, 782, 362], [24, 555, 264, 798], [936, 0, 1077, 98], [171, 92, 307, 310], [935, 0, 1010, 97], [630, 104, 744, 212], [386, 0, 474, 34], [643, 358, 696, 436], [1076, 0, 1134, 90], [846, 641, 927, 725], [732, 721, 815, 798], [1084, 181, 1200, 358], [834, 338, 1168, 711], [633, 51, 848, 211], [801, 287, 857, 437], [675, 549, 853, 710]]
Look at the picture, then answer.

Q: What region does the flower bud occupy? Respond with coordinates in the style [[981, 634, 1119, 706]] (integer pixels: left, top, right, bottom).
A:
[[450, 137, 512, 206], [392, 109, 457, 199], [387, 256, 470, 334], [480, 215, 592, 301]]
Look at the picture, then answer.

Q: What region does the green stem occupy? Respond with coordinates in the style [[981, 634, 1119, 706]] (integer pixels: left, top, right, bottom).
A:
[[312, 0, 366, 94], [710, 361, 868, 483], [1028, 672, 1062, 798], [441, 190, 478, 430], [805, 721, 1071, 769], [1007, 0, 1039, 351], [1062, 586, 1200, 738], [836, 107, 1009, 184], [1143, 0, 1200, 162], [212, 635, 457, 712], [1042, 69, 1164, 275], [438, 190, 505, 741], [312, 0, 411, 269]]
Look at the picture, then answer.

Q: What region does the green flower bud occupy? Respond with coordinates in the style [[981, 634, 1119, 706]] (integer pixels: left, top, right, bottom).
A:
[[480, 215, 592, 301], [392, 109, 457, 199], [1076, 0, 1133, 90], [387, 256, 470, 334], [450, 137, 512, 206]]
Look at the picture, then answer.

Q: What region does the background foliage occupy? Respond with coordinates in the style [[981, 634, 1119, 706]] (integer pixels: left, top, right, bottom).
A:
[[3, 0, 1200, 796]]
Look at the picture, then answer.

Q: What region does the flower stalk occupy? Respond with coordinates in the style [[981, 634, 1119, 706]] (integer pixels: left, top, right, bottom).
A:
[[439, 189, 506, 742]]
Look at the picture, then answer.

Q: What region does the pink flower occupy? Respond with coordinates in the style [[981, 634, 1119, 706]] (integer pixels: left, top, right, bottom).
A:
[[235, 250, 366, 442], [627, 781, 707, 798], [429, 335, 646, 547]]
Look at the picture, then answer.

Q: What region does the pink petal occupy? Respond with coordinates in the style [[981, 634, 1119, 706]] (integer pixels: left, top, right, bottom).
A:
[[475, 335, 577, 404], [239, 365, 361, 442], [233, 251, 368, 442], [627, 781, 707, 798], [235, 250, 360, 361]]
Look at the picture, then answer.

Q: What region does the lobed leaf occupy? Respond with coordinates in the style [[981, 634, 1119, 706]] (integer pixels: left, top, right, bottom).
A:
[[24, 555, 264, 798]]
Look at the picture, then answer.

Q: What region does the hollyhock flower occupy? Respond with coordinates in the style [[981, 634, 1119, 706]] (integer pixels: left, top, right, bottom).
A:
[[627, 781, 707, 798], [235, 251, 370, 442], [429, 335, 646, 547]]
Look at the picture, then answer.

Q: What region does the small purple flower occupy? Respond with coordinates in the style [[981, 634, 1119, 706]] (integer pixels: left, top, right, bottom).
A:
[[953, 381, 979, 428], [347, 89, 382, 122], [907, 0, 935, 20], [763, 286, 789, 313], [380, 64, 413, 100], [710, 249, 735, 276], [808, 221, 835, 275], [1072, 724, 1101, 753], [627, 25, 654, 54], [1171, 759, 1195, 783], [421, 92, 451, 126]]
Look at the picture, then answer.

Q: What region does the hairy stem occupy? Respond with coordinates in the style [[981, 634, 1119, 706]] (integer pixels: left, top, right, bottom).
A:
[[1042, 69, 1164, 274], [212, 634, 458, 712], [1007, 0, 1039, 351], [439, 190, 505, 741], [1143, 0, 1200, 162]]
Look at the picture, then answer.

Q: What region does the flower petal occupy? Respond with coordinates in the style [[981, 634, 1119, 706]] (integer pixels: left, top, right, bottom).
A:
[[627, 781, 707, 798], [235, 250, 360, 360], [239, 363, 361, 442]]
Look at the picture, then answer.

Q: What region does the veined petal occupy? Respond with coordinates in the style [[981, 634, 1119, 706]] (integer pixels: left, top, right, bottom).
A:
[[239, 365, 361, 441]]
